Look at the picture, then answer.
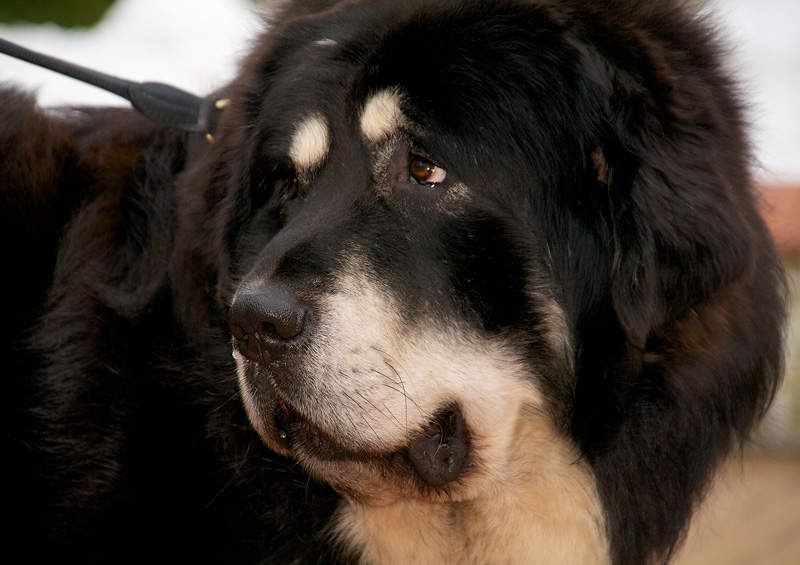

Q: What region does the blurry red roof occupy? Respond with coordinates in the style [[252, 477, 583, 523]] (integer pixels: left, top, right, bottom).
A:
[[760, 186, 800, 259]]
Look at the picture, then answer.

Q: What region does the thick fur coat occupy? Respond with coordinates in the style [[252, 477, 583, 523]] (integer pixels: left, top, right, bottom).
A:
[[2, 1, 785, 563]]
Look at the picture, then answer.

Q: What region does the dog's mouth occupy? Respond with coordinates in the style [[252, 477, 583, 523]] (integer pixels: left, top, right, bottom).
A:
[[270, 393, 470, 488]]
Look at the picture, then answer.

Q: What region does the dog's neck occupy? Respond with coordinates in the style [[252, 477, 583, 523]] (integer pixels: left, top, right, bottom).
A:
[[331, 418, 610, 564]]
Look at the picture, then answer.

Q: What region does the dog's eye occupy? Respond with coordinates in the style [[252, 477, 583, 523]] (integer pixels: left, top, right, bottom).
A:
[[277, 177, 299, 201], [409, 157, 447, 187]]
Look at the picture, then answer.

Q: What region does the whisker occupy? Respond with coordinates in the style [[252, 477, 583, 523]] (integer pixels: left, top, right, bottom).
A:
[[357, 389, 403, 432], [342, 389, 382, 443], [384, 360, 410, 434], [369, 346, 419, 436], [379, 381, 424, 413]]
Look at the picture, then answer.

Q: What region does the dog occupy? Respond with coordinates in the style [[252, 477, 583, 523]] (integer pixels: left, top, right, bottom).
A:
[[2, 0, 786, 563]]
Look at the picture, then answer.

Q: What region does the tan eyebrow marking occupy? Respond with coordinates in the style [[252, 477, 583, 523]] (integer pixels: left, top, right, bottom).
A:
[[360, 88, 406, 142], [289, 114, 330, 171]]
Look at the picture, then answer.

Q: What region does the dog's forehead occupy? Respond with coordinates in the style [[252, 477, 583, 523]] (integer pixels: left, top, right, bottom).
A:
[[273, 86, 414, 176], [282, 90, 405, 174], [252, 1, 566, 183]]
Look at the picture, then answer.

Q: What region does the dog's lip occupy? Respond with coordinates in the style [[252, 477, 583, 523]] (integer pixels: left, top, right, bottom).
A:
[[406, 407, 469, 487], [269, 391, 470, 487], [272, 397, 294, 450], [269, 390, 362, 459]]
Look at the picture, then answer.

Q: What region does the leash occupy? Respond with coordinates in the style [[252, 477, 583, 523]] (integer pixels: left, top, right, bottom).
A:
[[0, 37, 228, 140]]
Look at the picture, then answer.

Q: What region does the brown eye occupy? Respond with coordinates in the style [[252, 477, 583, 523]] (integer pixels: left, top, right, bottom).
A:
[[409, 157, 447, 186], [277, 177, 299, 203]]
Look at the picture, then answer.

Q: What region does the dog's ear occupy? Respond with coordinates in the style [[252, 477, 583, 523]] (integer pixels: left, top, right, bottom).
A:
[[575, 29, 767, 343], [564, 10, 786, 564], [570, 11, 785, 384], [265, 0, 345, 23]]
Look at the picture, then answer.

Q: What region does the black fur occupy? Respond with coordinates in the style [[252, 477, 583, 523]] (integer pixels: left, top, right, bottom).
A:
[[3, 1, 785, 563]]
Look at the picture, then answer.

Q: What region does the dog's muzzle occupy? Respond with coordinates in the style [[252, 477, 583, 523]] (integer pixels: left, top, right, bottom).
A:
[[228, 282, 472, 489]]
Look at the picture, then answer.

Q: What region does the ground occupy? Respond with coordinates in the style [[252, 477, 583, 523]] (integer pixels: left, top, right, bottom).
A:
[[676, 451, 800, 565]]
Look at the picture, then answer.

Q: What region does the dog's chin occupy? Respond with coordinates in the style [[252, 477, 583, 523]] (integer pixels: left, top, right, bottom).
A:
[[244, 367, 472, 502]]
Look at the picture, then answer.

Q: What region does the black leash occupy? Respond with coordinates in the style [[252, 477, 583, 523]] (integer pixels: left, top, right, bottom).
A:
[[0, 37, 228, 139]]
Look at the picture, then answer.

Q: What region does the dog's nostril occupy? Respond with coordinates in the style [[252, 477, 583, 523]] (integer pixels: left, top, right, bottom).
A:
[[261, 322, 279, 340], [229, 284, 308, 363], [261, 320, 296, 341], [260, 309, 305, 341]]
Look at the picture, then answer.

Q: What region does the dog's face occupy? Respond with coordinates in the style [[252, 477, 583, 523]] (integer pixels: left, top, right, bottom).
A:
[[168, 0, 786, 562], [224, 2, 581, 503]]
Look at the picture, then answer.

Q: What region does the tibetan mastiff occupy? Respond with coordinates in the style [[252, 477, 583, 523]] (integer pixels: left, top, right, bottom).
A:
[[2, 0, 786, 563]]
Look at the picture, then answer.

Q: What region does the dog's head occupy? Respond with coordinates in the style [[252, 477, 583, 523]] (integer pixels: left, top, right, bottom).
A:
[[174, 0, 784, 561], [221, 1, 587, 503]]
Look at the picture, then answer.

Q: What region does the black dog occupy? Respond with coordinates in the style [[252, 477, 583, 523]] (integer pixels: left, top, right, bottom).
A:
[[2, 1, 785, 563]]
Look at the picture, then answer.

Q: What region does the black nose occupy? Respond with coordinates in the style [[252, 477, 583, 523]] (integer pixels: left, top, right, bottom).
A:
[[229, 284, 307, 363]]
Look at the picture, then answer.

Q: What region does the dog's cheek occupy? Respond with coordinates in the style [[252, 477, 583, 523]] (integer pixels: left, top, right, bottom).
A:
[[439, 214, 532, 332], [298, 259, 543, 454]]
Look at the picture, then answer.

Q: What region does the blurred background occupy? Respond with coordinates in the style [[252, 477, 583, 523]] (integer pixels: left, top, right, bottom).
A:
[[1, 0, 798, 562]]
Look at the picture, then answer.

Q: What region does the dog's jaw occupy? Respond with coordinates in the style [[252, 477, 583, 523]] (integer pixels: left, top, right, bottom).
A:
[[236, 350, 475, 498]]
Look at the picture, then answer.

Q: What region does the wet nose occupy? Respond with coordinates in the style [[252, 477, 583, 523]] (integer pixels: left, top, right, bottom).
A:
[[228, 284, 307, 363]]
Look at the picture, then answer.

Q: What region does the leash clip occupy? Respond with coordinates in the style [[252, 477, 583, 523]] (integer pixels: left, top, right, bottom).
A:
[[0, 37, 227, 138]]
